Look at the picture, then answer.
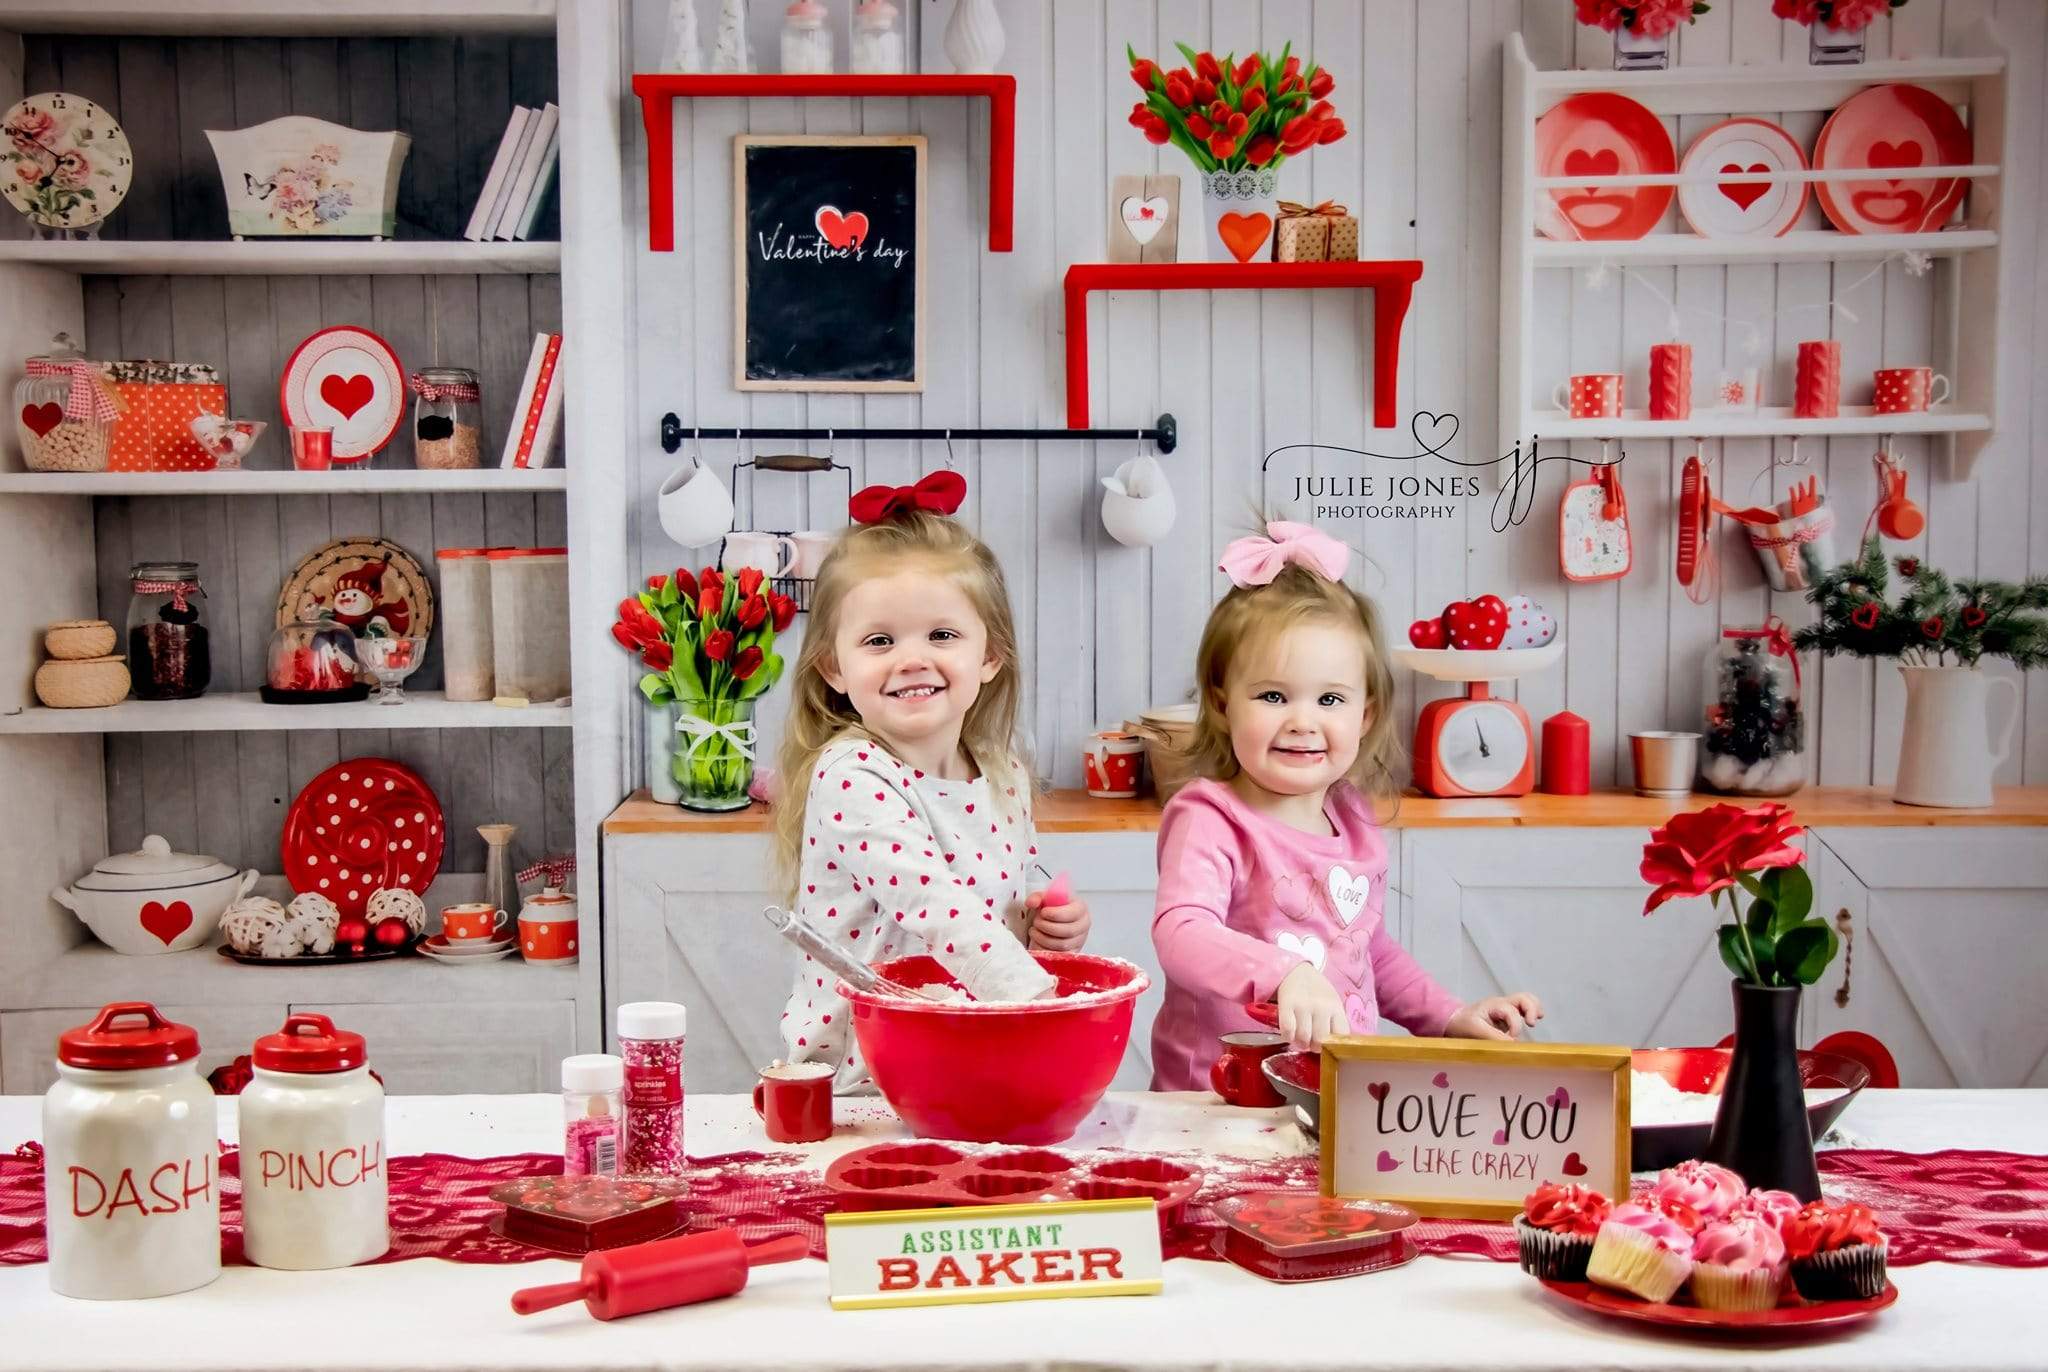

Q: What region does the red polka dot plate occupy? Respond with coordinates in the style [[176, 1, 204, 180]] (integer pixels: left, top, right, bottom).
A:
[[282, 758, 445, 919]]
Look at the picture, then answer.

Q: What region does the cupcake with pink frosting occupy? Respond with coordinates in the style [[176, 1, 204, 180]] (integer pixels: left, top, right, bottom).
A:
[[1733, 1188, 1803, 1232], [1689, 1213, 1788, 1312], [1649, 1159, 1748, 1223], [1586, 1201, 1696, 1303]]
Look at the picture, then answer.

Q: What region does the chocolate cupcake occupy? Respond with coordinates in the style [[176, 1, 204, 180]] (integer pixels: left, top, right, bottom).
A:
[[1514, 1182, 1610, 1280], [1784, 1201, 1888, 1300]]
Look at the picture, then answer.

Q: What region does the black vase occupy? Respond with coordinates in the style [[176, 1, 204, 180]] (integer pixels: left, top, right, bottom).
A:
[[1704, 981, 1821, 1201]]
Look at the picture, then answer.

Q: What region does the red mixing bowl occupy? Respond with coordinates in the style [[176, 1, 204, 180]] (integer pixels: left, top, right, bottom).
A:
[[842, 952, 1149, 1145]]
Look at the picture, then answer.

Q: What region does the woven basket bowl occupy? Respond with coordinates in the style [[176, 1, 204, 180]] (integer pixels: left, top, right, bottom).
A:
[[35, 655, 130, 708], [44, 619, 118, 660]]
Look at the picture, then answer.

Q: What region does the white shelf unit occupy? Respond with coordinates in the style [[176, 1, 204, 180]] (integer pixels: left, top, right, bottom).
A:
[[1499, 28, 2011, 478], [0, 0, 626, 1092], [0, 691, 572, 734]]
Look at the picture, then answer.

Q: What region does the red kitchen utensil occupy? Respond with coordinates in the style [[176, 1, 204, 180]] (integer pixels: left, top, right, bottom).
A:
[[282, 758, 445, 919], [1245, 1001, 1280, 1028], [1537, 1278, 1898, 1331], [822, 1141, 1202, 1222], [511, 1230, 807, 1321], [1677, 454, 1718, 605], [1814, 83, 1971, 236], [1560, 460, 1631, 582], [1866, 450, 1924, 541], [1534, 93, 1676, 242]]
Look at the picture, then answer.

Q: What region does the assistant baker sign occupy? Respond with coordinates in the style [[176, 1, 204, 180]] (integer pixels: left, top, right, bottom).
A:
[[824, 1198, 1164, 1310]]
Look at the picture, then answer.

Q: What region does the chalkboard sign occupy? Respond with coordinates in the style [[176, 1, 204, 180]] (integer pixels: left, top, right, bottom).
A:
[[735, 135, 926, 392]]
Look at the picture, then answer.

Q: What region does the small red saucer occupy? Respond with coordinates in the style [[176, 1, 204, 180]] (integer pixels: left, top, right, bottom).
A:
[[1538, 1278, 1898, 1331]]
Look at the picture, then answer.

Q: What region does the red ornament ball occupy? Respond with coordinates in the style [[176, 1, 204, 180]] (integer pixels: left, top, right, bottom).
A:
[[372, 916, 411, 950], [335, 916, 371, 953], [1409, 616, 1447, 649]]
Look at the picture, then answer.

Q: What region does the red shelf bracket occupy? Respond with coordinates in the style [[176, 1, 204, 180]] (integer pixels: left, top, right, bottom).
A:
[[1062, 260, 1424, 430], [632, 73, 1016, 254]]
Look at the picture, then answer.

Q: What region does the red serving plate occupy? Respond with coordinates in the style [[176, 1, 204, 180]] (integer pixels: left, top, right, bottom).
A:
[[281, 758, 446, 919], [1813, 83, 1970, 235], [1212, 1191, 1420, 1283], [1534, 92, 1675, 241], [1539, 1278, 1898, 1331], [823, 1141, 1201, 1223], [488, 1174, 687, 1255]]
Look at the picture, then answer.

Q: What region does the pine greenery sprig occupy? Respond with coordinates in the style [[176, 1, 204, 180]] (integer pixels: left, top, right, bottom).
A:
[[1795, 536, 2048, 670]]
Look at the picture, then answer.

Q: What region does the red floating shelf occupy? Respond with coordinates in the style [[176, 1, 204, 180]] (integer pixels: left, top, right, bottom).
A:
[[632, 73, 1016, 254], [1062, 260, 1425, 430]]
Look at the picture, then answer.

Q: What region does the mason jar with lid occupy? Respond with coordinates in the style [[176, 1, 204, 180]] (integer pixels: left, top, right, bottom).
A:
[[16, 332, 116, 473], [409, 367, 482, 470], [1700, 622, 1808, 796], [239, 1013, 389, 1270], [126, 561, 210, 700], [43, 1002, 220, 1299]]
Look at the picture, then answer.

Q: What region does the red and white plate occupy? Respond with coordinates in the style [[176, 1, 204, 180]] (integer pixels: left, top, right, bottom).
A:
[[1534, 93, 1675, 242], [280, 325, 405, 460], [1679, 118, 1808, 239], [1814, 84, 1971, 235], [1539, 1279, 1898, 1332], [282, 758, 445, 920]]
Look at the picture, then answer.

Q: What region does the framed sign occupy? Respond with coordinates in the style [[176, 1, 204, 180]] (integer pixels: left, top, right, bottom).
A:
[[735, 134, 926, 392], [1320, 1037, 1631, 1219], [823, 1198, 1162, 1311]]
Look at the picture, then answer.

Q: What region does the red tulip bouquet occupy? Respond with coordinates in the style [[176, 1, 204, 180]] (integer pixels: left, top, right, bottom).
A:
[[1125, 43, 1345, 173], [1641, 801, 1836, 986], [614, 566, 796, 809]]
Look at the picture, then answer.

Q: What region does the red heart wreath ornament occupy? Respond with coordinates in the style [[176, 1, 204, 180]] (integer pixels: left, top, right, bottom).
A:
[[850, 470, 968, 525]]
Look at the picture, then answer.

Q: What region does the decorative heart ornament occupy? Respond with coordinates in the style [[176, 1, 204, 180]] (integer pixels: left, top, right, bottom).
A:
[[814, 205, 870, 250], [319, 373, 375, 420], [1442, 595, 1508, 650], [1326, 865, 1369, 926], [139, 899, 194, 947], [1216, 211, 1271, 263], [1500, 594, 1557, 650], [1408, 616, 1447, 649], [1120, 195, 1170, 245], [20, 403, 62, 437], [1275, 930, 1326, 971]]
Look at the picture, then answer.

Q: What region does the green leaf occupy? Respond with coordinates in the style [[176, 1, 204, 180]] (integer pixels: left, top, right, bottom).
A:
[[1717, 924, 1758, 983], [1175, 40, 1201, 67], [1747, 927, 1778, 983], [1762, 865, 1813, 937], [656, 577, 680, 610], [1773, 922, 1839, 985], [638, 673, 672, 704]]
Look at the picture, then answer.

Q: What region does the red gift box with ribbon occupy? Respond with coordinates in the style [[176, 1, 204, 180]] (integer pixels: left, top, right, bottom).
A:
[[101, 361, 226, 472]]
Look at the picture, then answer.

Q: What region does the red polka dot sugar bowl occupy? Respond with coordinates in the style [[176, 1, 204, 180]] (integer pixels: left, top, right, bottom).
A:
[[518, 885, 580, 964]]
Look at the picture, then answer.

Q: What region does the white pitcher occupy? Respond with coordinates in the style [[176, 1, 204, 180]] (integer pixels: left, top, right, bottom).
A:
[[1892, 665, 2019, 808]]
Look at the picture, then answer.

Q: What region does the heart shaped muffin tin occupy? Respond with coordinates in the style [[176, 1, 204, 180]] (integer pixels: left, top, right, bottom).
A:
[[823, 1141, 1201, 1222]]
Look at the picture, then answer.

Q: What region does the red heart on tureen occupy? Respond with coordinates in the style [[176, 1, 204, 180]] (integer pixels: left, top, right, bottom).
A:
[[139, 900, 194, 947], [1442, 595, 1508, 651]]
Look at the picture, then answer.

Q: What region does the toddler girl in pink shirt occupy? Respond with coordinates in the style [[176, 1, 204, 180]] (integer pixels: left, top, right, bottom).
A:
[[1149, 521, 1544, 1091]]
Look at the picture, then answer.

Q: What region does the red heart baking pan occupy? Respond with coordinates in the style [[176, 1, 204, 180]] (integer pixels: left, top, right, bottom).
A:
[[823, 1141, 1201, 1224]]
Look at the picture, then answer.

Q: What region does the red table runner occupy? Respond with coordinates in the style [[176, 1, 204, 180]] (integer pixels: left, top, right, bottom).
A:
[[6, 1141, 2044, 1268]]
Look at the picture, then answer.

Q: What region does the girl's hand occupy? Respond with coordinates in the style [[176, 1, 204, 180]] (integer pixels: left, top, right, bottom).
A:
[[1274, 962, 1351, 1051], [1026, 892, 1091, 952], [1445, 993, 1544, 1042]]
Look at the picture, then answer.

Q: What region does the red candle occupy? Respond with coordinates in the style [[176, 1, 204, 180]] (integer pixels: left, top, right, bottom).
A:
[[1539, 711, 1591, 796], [1795, 340, 1841, 419], [1649, 343, 1692, 421]]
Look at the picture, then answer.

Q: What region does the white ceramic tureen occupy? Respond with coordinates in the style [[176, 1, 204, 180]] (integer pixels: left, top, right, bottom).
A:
[[53, 835, 260, 955]]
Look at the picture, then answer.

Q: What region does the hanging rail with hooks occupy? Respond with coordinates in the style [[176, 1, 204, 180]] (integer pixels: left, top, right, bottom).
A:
[[659, 412, 1179, 456]]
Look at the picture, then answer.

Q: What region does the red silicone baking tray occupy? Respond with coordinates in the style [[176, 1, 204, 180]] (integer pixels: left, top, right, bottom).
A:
[[823, 1142, 1202, 1223], [1211, 1191, 1420, 1283], [488, 1174, 687, 1255]]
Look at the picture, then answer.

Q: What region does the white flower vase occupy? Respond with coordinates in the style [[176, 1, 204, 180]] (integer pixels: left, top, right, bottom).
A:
[[1892, 665, 2020, 808], [943, 0, 1005, 73], [1613, 26, 1671, 70], [1199, 167, 1279, 265]]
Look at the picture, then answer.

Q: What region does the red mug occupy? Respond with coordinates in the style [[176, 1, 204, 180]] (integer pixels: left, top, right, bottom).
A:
[[1872, 366, 1951, 414], [1553, 373, 1623, 419], [290, 426, 333, 471], [1210, 1031, 1289, 1108], [440, 903, 509, 942], [753, 1063, 834, 1143]]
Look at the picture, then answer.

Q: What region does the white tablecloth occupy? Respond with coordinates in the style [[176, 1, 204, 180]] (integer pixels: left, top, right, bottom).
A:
[[1, 1090, 2043, 1372]]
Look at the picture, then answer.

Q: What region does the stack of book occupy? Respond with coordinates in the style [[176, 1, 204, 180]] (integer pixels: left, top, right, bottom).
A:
[[502, 332, 565, 469], [466, 103, 560, 242]]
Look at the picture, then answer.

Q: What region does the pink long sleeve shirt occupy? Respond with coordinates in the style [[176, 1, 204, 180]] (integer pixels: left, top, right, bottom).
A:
[[1148, 778, 1463, 1091]]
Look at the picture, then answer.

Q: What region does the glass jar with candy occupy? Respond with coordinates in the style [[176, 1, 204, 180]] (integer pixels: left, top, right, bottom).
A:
[[126, 561, 211, 700], [410, 367, 482, 469]]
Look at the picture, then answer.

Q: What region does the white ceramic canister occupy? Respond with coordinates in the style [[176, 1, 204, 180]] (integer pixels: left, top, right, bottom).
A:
[[238, 1013, 389, 1270], [43, 1002, 220, 1299]]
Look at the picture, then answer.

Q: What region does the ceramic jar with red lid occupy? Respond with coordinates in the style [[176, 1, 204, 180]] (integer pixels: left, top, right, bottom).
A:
[[42, 1002, 220, 1299], [239, 1013, 388, 1270]]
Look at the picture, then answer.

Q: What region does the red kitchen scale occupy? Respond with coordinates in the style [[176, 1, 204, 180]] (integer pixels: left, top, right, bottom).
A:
[[1395, 643, 1563, 798]]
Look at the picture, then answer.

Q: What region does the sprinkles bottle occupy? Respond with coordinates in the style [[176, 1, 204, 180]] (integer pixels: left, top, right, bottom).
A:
[[616, 1002, 687, 1176]]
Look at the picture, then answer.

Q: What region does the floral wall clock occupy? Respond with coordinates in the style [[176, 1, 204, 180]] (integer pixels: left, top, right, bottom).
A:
[[0, 92, 133, 235]]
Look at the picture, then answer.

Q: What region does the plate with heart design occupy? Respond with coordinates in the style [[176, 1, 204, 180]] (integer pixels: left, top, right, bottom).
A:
[[1534, 93, 1674, 242], [1813, 83, 1971, 235], [280, 324, 405, 460], [1678, 118, 1808, 239]]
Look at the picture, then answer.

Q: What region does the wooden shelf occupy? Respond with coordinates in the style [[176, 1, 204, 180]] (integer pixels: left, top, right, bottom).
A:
[[632, 73, 1016, 253], [1529, 52, 2004, 116], [0, 239, 560, 276], [1533, 230, 1997, 268], [604, 786, 2048, 836], [1063, 261, 1424, 430], [0, 0, 557, 36], [0, 467, 567, 495], [0, 691, 572, 735], [1524, 406, 1992, 441]]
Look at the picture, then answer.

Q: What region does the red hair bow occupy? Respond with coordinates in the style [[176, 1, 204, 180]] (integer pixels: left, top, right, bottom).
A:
[[849, 470, 967, 525]]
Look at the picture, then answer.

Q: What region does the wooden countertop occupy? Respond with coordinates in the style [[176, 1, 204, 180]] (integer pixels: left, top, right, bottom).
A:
[[604, 785, 2048, 835]]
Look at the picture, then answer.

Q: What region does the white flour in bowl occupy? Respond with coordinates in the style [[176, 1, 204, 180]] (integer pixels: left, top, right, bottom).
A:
[[1630, 1070, 1847, 1125]]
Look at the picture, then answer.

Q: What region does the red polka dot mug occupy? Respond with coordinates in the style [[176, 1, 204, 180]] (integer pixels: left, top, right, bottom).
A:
[[1553, 373, 1623, 419], [1872, 366, 1950, 415], [440, 902, 510, 943]]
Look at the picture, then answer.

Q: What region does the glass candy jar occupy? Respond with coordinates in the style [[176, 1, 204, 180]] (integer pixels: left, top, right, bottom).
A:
[[1700, 624, 1807, 796], [780, 0, 834, 73], [16, 333, 114, 473], [127, 561, 211, 700], [850, 0, 906, 73], [410, 367, 482, 470], [262, 616, 365, 705]]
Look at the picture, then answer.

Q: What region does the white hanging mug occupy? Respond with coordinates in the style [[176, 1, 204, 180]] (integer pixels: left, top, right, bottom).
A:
[[1099, 454, 1176, 548], [721, 532, 797, 577], [657, 457, 736, 549]]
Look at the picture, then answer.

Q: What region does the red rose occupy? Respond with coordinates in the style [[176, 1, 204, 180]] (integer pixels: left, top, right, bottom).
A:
[[1307, 67, 1335, 98], [1164, 74, 1194, 107], [1245, 134, 1279, 166], [1641, 801, 1804, 915], [673, 566, 699, 601], [1207, 133, 1237, 161], [1142, 114, 1171, 145], [770, 593, 798, 632], [642, 641, 673, 671], [1849, 601, 1881, 630], [1920, 615, 1945, 640], [1233, 54, 1259, 85], [1195, 51, 1222, 82], [704, 629, 735, 662], [1241, 84, 1268, 114], [1186, 113, 1213, 140], [732, 645, 765, 681], [1317, 117, 1347, 145], [737, 566, 765, 599], [737, 594, 769, 630], [1131, 57, 1159, 89], [1961, 605, 1987, 628]]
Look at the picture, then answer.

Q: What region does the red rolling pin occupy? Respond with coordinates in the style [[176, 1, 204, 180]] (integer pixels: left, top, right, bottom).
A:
[[511, 1230, 808, 1321]]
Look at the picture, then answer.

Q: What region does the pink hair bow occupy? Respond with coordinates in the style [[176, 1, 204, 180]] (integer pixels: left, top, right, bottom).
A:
[[1217, 521, 1350, 587]]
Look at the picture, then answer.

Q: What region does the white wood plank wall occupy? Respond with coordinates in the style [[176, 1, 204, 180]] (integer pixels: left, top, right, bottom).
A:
[[621, 0, 2048, 793]]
